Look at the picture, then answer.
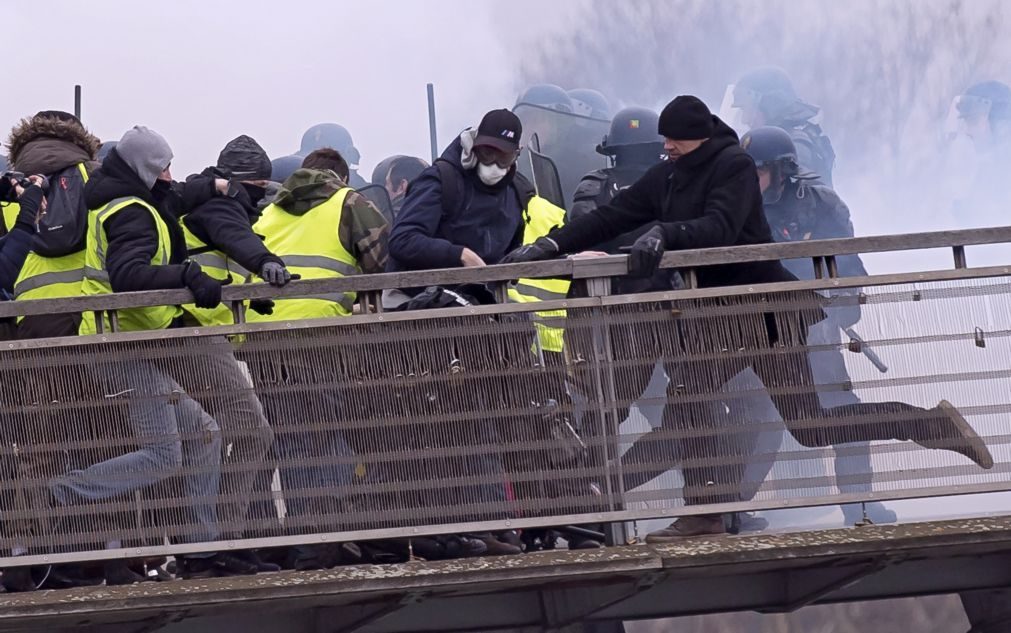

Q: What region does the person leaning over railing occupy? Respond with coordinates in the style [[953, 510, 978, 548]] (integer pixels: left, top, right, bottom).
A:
[[243, 148, 389, 571], [172, 135, 297, 573], [44, 126, 255, 581], [503, 95, 994, 541]]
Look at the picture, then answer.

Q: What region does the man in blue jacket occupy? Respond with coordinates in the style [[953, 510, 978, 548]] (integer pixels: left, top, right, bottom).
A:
[[387, 109, 525, 280]]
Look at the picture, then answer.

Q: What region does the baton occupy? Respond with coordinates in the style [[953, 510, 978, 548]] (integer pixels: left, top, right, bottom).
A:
[[844, 327, 889, 373]]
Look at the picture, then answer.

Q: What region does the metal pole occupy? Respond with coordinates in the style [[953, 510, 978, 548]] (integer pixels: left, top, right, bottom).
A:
[[74, 85, 82, 120], [426, 83, 438, 163]]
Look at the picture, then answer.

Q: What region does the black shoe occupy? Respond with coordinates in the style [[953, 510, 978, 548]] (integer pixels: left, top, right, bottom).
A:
[[407, 537, 446, 561], [178, 553, 259, 579], [471, 533, 522, 556], [1, 568, 37, 593], [104, 560, 147, 586], [288, 546, 327, 571], [566, 536, 602, 550], [233, 550, 281, 573], [44, 564, 104, 589], [442, 535, 488, 559]]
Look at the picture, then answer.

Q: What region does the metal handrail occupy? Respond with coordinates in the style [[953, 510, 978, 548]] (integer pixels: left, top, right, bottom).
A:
[[0, 226, 1009, 321]]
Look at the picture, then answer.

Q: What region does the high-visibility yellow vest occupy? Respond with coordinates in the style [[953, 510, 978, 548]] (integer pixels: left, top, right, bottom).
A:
[[247, 187, 359, 322], [1, 202, 19, 234], [179, 220, 248, 327], [79, 196, 180, 335], [13, 164, 90, 313], [507, 196, 570, 353]]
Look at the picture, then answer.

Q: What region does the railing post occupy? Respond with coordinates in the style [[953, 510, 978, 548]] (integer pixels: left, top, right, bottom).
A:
[[584, 275, 629, 546], [953, 245, 967, 269]]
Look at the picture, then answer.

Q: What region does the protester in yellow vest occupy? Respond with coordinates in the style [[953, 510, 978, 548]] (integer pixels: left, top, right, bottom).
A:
[[244, 148, 388, 571], [52, 126, 269, 582], [179, 135, 291, 328]]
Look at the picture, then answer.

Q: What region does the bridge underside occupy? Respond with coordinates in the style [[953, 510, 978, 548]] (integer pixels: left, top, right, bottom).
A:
[[1, 516, 1011, 633]]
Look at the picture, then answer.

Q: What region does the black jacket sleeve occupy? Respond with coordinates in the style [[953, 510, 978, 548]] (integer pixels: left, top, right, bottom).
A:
[[104, 204, 187, 292], [549, 167, 663, 253], [184, 198, 282, 274], [662, 154, 758, 250]]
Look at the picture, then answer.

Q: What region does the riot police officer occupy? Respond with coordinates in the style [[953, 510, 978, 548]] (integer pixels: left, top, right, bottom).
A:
[[732, 66, 836, 186], [742, 125, 896, 525]]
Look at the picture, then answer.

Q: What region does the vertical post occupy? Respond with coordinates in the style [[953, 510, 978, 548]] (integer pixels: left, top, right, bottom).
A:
[[426, 83, 438, 163], [74, 85, 82, 121], [953, 245, 967, 269]]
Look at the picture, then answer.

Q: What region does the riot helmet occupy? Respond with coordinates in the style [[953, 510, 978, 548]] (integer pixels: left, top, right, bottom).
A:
[[299, 123, 361, 166], [741, 126, 800, 203], [568, 88, 612, 119], [515, 84, 575, 114]]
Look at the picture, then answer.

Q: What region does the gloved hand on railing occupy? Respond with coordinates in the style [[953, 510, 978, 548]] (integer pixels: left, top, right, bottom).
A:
[[500, 237, 560, 264], [259, 261, 291, 287], [249, 299, 274, 315], [182, 261, 227, 309], [628, 225, 665, 278]]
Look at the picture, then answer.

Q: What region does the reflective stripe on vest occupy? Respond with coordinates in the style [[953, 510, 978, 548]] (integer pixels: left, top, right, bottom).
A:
[[179, 221, 247, 327], [13, 164, 90, 313], [248, 187, 359, 322], [506, 196, 570, 354], [79, 196, 180, 335]]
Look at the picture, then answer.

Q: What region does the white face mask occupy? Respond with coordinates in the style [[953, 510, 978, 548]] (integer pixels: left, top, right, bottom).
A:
[[477, 162, 509, 186]]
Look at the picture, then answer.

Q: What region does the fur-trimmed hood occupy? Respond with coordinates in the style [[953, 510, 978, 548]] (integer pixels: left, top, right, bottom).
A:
[[7, 115, 101, 174]]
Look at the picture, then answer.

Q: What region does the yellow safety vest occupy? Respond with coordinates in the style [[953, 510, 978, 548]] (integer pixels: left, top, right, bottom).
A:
[[1, 202, 19, 234], [13, 164, 90, 313], [507, 196, 570, 353], [79, 196, 180, 335], [247, 187, 359, 322], [179, 220, 248, 327]]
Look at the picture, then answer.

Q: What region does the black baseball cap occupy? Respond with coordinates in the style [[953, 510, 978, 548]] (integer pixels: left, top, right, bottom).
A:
[[474, 109, 523, 152]]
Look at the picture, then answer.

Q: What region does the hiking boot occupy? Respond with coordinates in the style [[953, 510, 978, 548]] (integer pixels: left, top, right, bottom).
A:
[[233, 550, 281, 573], [916, 400, 994, 469], [645, 515, 726, 542], [104, 560, 148, 586], [473, 533, 522, 556], [1, 568, 37, 593]]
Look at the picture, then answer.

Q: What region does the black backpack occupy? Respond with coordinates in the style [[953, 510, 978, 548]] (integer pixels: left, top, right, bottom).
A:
[[432, 159, 535, 215], [32, 163, 90, 257]]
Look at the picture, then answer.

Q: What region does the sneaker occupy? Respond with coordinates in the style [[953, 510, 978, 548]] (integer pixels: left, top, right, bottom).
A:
[[472, 533, 522, 556], [918, 400, 994, 469], [645, 515, 726, 543]]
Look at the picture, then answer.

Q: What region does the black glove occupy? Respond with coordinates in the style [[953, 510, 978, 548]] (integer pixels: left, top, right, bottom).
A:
[[628, 225, 665, 278], [260, 261, 291, 286], [500, 237, 560, 265], [249, 298, 275, 315], [182, 261, 225, 309]]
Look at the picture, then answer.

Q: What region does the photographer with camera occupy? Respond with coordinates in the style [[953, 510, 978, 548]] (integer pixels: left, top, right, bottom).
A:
[[0, 173, 46, 297]]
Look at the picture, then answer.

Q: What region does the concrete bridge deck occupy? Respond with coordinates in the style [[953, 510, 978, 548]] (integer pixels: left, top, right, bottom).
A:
[[3, 515, 1011, 633]]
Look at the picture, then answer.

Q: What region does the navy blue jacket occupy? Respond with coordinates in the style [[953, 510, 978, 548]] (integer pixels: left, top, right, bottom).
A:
[[0, 188, 40, 298], [387, 136, 524, 272]]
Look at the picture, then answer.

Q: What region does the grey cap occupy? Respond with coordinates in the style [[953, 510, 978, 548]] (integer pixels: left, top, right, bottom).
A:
[[117, 125, 173, 189], [216, 135, 272, 180]]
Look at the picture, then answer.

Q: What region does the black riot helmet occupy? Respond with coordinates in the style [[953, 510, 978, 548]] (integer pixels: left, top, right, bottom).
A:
[[741, 126, 799, 172], [959, 80, 1011, 123], [515, 84, 575, 113], [597, 107, 663, 156], [568, 88, 612, 119]]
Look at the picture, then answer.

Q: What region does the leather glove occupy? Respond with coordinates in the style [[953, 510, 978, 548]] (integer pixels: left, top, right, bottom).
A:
[[249, 299, 275, 315], [500, 237, 560, 265], [260, 261, 291, 286], [182, 261, 226, 309], [628, 225, 665, 278]]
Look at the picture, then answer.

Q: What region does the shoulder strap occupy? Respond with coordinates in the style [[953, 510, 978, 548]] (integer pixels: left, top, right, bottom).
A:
[[434, 159, 461, 213]]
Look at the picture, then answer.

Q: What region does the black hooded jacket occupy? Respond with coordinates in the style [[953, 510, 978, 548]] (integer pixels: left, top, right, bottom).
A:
[[181, 169, 283, 274], [549, 116, 795, 288], [83, 150, 214, 293]]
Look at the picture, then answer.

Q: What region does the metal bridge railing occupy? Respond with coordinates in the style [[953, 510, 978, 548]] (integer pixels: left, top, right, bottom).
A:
[[0, 227, 1010, 567]]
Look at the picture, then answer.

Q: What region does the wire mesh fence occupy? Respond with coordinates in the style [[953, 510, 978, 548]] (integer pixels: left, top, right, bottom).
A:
[[0, 271, 1008, 566]]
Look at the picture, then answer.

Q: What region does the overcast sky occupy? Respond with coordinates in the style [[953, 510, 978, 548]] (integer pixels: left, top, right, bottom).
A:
[[1, 0, 577, 178]]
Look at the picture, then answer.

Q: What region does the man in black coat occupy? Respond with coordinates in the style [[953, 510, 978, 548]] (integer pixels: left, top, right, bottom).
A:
[[504, 96, 993, 539]]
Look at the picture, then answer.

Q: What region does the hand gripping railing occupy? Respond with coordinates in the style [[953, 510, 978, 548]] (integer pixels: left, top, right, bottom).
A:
[[0, 226, 1009, 568]]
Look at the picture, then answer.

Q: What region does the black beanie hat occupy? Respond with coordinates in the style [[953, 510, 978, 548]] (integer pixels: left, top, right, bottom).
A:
[[658, 95, 714, 140]]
